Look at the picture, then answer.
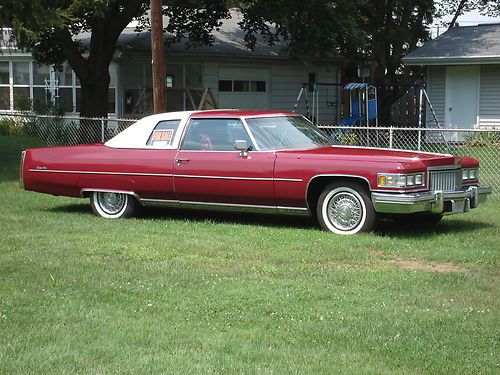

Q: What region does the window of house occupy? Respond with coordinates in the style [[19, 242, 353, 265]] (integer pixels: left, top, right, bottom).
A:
[[181, 118, 253, 151], [0, 62, 9, 85], [12, 62, 30, 110], [218, 80, 266, 93], [0, 60, 116, 113], [218, 80, 232, 92], [308, 72, 316, 92], [0, 62, 9, 110], [123, 62, 202, 115], [0, 87, 9, 110], [147, 119, 181, 147]]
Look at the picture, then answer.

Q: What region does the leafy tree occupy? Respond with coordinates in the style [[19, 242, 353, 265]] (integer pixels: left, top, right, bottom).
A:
[[344, 0, 435, 124], [1, 1, 146, 121], [233, 0, 436, 124], [0, 1, 229, 140], [438, 0, 500, 23], [233, 0, 362, 63], [0, 0, 437, 133]]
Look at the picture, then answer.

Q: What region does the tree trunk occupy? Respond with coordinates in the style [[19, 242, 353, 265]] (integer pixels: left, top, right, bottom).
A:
[[79, 69, 110, 144]]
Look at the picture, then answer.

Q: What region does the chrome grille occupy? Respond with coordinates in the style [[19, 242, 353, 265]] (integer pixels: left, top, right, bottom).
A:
[[429, 169, 462, 192]]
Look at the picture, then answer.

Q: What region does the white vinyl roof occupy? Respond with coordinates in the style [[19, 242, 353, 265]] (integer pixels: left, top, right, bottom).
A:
[[105, 111, 194, 149]]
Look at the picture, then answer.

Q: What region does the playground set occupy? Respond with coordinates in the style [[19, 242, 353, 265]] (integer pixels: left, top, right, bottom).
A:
[[293, 81, 447, 147]]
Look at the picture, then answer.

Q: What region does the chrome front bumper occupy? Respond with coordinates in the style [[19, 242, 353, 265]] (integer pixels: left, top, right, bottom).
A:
[[372, 185, 492, 215]]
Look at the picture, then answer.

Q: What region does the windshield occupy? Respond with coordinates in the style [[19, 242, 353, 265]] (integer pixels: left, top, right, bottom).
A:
[[245, 116, 334, 151]]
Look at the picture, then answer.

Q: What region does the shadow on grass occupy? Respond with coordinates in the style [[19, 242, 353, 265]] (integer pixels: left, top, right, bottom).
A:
[[0, 168, 19, 183], [376, 218, 494, 237], [48, 203, 494, 235], [48, 203, 317, 230], [49, 203, 94, 215]]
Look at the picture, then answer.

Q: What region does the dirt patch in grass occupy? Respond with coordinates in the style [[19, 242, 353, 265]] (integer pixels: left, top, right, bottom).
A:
[[367, 247, 385, 256], [388, 260, 468, 273]]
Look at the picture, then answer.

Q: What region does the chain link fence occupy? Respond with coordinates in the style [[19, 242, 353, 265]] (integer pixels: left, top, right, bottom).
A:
[[1, 113, 498, 201], [0, 113, 135, 168], [320, 125, 499, 201]]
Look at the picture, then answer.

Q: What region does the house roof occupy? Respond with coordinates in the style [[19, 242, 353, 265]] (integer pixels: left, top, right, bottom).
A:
[[2, 10, 341, 62], [113, 10, 289, 60], [403, 23, 500, 66]]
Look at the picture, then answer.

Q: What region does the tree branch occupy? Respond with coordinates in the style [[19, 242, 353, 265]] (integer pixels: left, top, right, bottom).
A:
[[53, 27, 88, 80], [448, 0, 468, 29]]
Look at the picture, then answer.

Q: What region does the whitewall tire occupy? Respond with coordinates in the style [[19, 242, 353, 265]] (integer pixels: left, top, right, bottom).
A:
[[90, 191, 136, 219], [317, 182, 376, 235]]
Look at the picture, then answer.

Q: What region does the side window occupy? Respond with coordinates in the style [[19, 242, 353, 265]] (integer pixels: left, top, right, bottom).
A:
[[181, 118, 253, 151], [147, 120, 180, 147]]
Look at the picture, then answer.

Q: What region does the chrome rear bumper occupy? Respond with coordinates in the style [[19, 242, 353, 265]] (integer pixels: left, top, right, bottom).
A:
[[371, 185, 492, 215]]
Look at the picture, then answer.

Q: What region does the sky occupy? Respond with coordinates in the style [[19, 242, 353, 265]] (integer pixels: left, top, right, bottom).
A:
[[431, 8, 500, 37]]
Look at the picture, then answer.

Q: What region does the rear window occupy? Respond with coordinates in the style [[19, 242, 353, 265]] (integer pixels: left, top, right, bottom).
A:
[[147, 120, 180, 147]]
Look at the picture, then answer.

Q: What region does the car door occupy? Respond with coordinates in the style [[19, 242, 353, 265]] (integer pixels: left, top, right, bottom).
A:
[[131, 119, 180, 201], [173, 117, 276, 207]]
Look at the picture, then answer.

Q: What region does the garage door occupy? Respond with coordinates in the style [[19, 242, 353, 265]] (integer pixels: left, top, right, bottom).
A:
[[218, 67, 269, 110]]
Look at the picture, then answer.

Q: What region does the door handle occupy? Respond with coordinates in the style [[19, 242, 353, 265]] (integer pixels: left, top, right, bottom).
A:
[[176, 158, 190, 165]]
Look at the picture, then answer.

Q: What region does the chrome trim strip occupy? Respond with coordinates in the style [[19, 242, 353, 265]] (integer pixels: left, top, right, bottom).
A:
[[304, 174, 372, 211], [241, 118, 261, 151], [371, 188, 429, 193], [372, 191, 437, 205], [28, 169, 173, 177], [371, 185, 491, 215], [173, 174, 303, 182], [27, 168, 302, 182], [277, 206, 310, 216], [427, 165, 461, 171], [80, 188, 140, 200], [180, 200, 276, 210], [140, 198, 311, 216], [173, 174, 273, 181], [139, 198, 179, 207], [274, 178, 303, 182]]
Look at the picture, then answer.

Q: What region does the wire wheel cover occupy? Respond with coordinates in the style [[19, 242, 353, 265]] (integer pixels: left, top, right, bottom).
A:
[[97, 192, 126, 215], [327, 192, 363, 231]]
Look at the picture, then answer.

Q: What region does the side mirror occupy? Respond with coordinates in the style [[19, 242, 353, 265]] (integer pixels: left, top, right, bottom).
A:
[[234, 139, 249, 157]]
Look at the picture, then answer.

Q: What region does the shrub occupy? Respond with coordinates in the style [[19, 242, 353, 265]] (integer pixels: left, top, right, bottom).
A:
[[465, 132, 500, 147], [0, 118, 25, 136]]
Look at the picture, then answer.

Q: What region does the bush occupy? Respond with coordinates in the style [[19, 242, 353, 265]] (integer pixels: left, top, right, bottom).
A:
[[0, 118, 25, 136], [465, 132, 500, 147]]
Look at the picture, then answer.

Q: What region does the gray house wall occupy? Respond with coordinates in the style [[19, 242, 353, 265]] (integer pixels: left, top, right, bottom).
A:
[[425, 64, 500, 130], [425, 66, 446, 128], [479, 64, 500, 128], [202, 60, 339, 123]]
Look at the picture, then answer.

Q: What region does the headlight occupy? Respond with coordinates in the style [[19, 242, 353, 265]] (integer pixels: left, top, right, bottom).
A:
[[377, 172, 425, 188], [462, 168, 479, 181]]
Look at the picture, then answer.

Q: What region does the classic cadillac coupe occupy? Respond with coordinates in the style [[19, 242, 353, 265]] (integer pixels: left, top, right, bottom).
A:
[[20, 110, 491, 234]]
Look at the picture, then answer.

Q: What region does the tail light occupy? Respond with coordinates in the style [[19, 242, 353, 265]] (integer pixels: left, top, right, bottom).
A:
[[19, 150, 26, 189]]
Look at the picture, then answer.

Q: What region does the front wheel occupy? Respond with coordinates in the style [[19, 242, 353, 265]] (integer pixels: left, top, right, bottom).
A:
[[90, 191, 136, 219], [317, 182, 376, 235]]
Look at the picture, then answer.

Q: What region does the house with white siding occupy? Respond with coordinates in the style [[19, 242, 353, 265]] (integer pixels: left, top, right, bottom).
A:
[[0, 10, 340, 121], [403, 23, 500, 133]]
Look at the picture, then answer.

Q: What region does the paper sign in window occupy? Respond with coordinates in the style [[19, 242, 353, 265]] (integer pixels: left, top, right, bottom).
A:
[[151, 129, 174, 146]]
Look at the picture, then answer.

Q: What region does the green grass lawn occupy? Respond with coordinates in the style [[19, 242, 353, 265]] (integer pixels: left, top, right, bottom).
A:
[[0, 169, 499, 374]]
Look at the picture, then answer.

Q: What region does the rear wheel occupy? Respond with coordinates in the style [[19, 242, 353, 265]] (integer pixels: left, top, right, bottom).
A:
[[90, 191, 136, 219], [317, 182, 376, 235]]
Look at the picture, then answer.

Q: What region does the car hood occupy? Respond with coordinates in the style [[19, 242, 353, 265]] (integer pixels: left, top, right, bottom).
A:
[[275, 146, 462, 169]]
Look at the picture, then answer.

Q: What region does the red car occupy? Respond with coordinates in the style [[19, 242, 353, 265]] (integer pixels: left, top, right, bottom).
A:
[[20, 110, 491, 235]]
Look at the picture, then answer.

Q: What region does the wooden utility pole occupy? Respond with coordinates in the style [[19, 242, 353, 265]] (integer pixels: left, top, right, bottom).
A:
[[150, 0, 166, 113]]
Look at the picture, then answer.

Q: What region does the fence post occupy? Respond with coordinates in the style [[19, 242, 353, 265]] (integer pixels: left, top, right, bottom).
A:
[[101, 119, 105, 143], [389, 127, 394, 149], [417, 86, 424, 151]]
